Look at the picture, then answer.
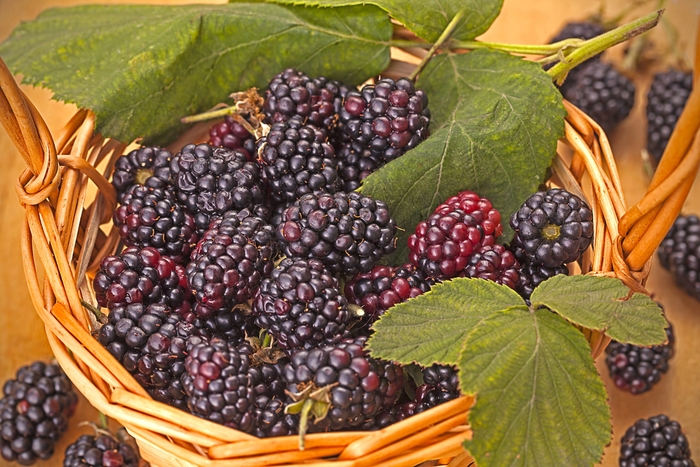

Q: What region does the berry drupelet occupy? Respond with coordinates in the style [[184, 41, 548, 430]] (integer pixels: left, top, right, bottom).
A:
[[62, 434, 140, 467], [619, 415, 695, 467], [187, 209, 278, 312], [510, 188, 593, 268], [0, 361, 78, 465], [277, 191, 397, 276], [113, 185, 198, 264], [657, 214, 700, 301], [252, 257, 351, 354], [337, 77, 430, 164]]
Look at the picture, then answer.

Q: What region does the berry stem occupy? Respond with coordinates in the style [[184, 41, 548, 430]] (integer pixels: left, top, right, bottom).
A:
[[547, 9, 663, 85], [180, 103, 241, 124], [449, 38, 584, 56], [297, 398, 314, 451], [409, 9, 465, 81]]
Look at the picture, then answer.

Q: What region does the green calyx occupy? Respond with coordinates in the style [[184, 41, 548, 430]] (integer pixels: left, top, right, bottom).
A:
[[285, 383, 336, 450], [542, 223, 561, 241]]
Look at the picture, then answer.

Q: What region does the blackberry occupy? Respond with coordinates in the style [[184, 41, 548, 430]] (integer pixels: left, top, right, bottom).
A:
[[186, 210, 278, 311], [344, 263, 431, 324], [461, 244, 520, 290], [338, 77, 430, 163], [113, 185, 198, 264], [93, 247, 190, 312], [186, 304, 261, 344], [282, 336, 403, 437], [208, 115, 256, 161], [335, 143, 384, 192], [414, 364, 461, 413], [257, 117, 339, 208], [112, 147, 173, 202], [264, 69, 350, 131], [97, 303, 207, 409], [252, 258, 351, 354], [563, 60, 635, 133], [510, 188, 593, 268], [251, 397, 297, 438], [646, 69, 693, 165], [657, 214, 700, 300], [62, 434, 140, 467], [620, 415, 695, 467], [170, 143, 265, 233], [549, 21, 605, 95], [277, 191, 397, 275], [181, 338, 257, 432], [408, 190, 502, 279], [605, 321, 674, 394], [0, 361, 78, 465], [516, 260, 569, 300]]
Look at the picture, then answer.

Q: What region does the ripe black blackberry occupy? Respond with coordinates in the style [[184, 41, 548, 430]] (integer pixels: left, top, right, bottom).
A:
[[335, 143, 384, 192], [282, 336, 403, 436], [462, 244, 520, 290], [515, 259, 569, 300], [97, 303, 207, 409], [646, 69, 693, 165], [338, 77, 430, 163], [264, 69, 350, 131], [170, 143, 265, 233], [62, 434, 140, 467], [256, 117, 339, 208], [252, 258, 351, 354], [548, 21, 605, 95], [413, 364, 461, 414], [187, 209, 278, 312], [113, 185, 198, 264], [93, 246, 190, 312], [510, 188, 593, 268], [0, 361, 78, 465], [563, 60, 635, 133], [605, 321, 675, 394], [277, 191, 397, 275], [408, 190, 502, 279], [620, 415, 695, 467], [657, 214, 700, 300], [344, 263, 431, 325], [112, 147, 173, 202], [181, 338, 257, 432], [208, 115, 256, 161]]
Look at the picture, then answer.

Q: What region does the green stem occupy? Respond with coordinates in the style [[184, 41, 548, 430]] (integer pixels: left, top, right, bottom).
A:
[[547, 9, 663, 84], [99, 412, 110, 431], [297, 398, 314, 451], [450, 38, 583, 55], [409, 9, 465, 81], [181, 104, 240, 124]]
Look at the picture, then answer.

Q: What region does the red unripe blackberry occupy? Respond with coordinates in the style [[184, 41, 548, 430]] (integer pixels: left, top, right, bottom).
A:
[[112, 147, 173, 202], [252, 258, 351, 354], [510, 188, 593, 268], [344, 263, 431, 324], [605, 321, 675, 394], [62, 434, 140, 467], [208, 115, 256, 161], [408, 190, 502, 280], [646, 69, 693, 165], [620, 415, 695, 467], [282, 336, 403, 432], [181, 338, 257, 432], [170, 144, 265, 233], [277, 191, 397, 275], [658, 214, 700, 300], [0, 361, 78, 465], [264, 69, 350, 132], [113, 185, 198, 264], [93, 247, 190, 311], [187, 210, 278, 311], [461, 244, 519, 289], [338, 77, 430, 163], [256, 117, 339, 208]]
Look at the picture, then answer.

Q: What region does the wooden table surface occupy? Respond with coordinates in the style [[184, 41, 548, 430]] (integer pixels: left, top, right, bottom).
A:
[[0, 0, 698, 465]]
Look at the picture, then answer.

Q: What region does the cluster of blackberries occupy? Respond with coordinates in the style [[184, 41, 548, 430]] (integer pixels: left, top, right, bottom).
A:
[[549, 22, 635, 133]]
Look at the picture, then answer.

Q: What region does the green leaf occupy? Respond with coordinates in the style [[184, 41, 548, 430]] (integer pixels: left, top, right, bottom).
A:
[[231, 0, 503, 42], [367, 278, 525, 366], [0, 3, 391, 145], [530, 275, 668, 346], [361, 50, 565, 265], [459, 308, 611, 467]]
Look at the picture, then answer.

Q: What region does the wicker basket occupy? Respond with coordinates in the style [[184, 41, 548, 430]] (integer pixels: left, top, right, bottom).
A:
[[1, 46, 699, 466]]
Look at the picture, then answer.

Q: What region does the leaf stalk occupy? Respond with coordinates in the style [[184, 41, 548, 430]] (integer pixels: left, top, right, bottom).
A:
[[409, 9, 465, 81]]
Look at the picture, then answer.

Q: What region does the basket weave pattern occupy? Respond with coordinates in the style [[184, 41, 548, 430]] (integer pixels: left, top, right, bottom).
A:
[[1, 51, 699, 466]]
